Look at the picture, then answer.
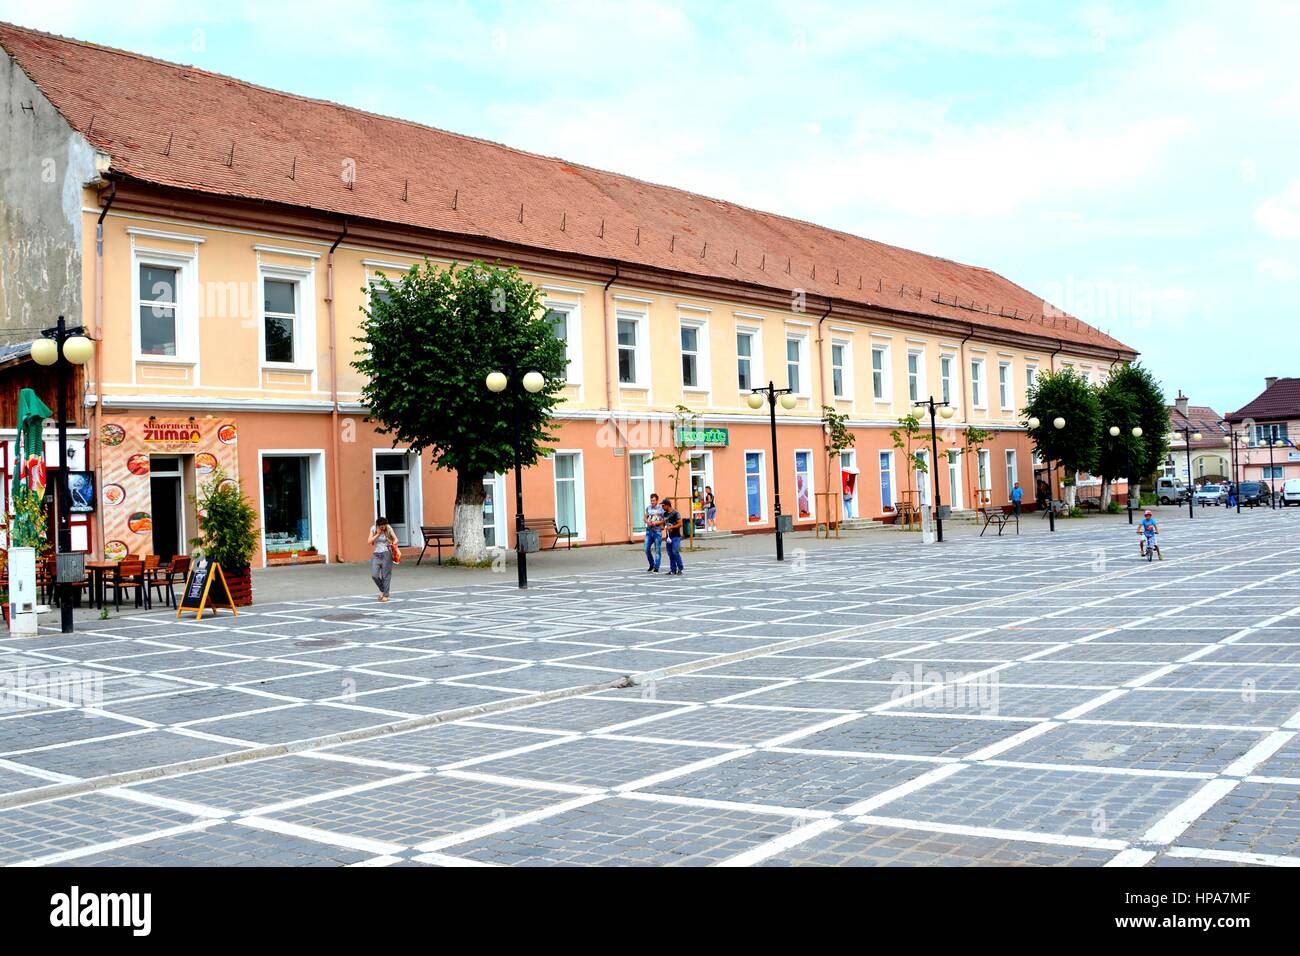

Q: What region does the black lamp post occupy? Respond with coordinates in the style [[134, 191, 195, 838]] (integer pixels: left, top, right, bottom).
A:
[[912, 396, 955, 542], [1220, 425, 1240, 514], [1266, 436, 1278, 508], [30, 316, 95, 633], [748, 381, 797, 561], [1177, 425, 1201, 519], [1108, 424, 1144, 524], [485, 368, 546, 589], [1029, 415, 1066, 532]]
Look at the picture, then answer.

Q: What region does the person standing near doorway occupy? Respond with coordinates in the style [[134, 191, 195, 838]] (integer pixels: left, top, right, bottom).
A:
[[662, 498, 685, 576], [644, 493, 664, 573], [704, 485, 717, 533], [368, 516, 398, 602], [1011, 481, 1023, 517]]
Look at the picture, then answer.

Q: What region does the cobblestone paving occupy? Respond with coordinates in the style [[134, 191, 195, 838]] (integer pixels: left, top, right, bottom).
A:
[[3, 508, 1299, 866]]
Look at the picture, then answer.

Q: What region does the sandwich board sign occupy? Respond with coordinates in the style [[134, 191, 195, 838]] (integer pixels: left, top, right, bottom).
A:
[[176, 556, 237, 620]]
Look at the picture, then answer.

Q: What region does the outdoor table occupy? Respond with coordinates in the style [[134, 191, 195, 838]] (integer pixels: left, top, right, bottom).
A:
[[84, 560, 119, 610]]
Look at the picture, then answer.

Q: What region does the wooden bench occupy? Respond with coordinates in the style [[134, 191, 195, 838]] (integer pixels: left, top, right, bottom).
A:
[[417, 525, 455, 565], [978, 506, 1012, 537], [523, 517, 574, 550]]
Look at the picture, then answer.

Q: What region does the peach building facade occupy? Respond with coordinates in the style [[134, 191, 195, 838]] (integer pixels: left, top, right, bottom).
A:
[[0, 24, 1138, 567]]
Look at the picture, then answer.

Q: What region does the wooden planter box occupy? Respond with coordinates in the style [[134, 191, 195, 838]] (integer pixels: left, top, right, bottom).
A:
[[225, 567, 254, 607]]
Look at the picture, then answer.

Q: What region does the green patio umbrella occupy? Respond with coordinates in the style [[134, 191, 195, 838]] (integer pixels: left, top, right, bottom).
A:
[[11, 388, 53, 549], [13, 387, 52, 500]]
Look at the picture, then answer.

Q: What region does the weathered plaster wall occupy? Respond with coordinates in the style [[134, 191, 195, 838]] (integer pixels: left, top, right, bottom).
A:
[[0, 52, 96, 342]]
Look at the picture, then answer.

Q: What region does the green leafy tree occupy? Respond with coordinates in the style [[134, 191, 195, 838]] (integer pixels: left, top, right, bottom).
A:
[[1023, 368, 1102, 506], [1102, 363, 1169, 502], [961, 426, 994, 508], [822, 405, 856, 520], [190, 469, 259, 570], [355, 260, 567, 562], [654, 404, 699, 515], [890, 414, 925, 503], [1095, 380, 1143, 508]]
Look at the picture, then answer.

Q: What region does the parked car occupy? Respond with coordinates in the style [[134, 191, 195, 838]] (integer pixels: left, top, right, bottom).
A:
[[1283, 478, 1300, 506], [1155, 478, 1188, 505], [1237, 481, 1272, 507], [1194, 483, 1226, 506]]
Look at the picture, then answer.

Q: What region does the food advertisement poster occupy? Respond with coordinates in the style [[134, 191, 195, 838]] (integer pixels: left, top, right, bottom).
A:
[[98, 417, 239, 559]]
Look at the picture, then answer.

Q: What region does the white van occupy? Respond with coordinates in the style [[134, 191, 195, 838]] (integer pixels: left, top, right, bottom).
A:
[[1283, 478, 1300, 506]]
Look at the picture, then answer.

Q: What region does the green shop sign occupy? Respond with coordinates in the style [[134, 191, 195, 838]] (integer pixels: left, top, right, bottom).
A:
[[676, 426, 729, 447]]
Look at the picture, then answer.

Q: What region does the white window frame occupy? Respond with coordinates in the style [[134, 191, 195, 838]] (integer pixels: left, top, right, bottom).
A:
[[831, 337, 853, 401], [998, 361, 1013, 411], [970, 358, 987, 409], [786, 333, 809, 397], [744, 449, 768, 525], [615, 308, 650, 390], [132, 246, 200, 366], [552, 449, 587, 541], [793, 447, 816, 521], [1025, 364, 1039, 403], [879, 449, 896, 511], [543, 297, 584, 387], [371, 447, 423, 548], [629, 450, 654, 533], [915, 448, 931, 506], [1005, 448, 1018, 497], [947, 449, 963, 510], [871, 344, 890, 402], [257, 449, 329, 565], [679, 314, 710, 393], [907, 348, 926, 403], [258, 262, 317, 374], [977, 448, 992, 503], [940, 354, 954, 407], [735, 327, 759, 394]]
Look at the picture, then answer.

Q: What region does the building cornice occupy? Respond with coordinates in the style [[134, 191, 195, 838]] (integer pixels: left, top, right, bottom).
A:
[[97, 179, 1137, 365]]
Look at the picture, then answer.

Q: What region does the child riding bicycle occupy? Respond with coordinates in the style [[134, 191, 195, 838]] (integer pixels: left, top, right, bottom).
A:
[[1137, 509, 1162, 560]]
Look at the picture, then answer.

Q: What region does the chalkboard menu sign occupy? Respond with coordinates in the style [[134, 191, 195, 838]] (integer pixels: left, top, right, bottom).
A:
[[176, 556, 237, 620]]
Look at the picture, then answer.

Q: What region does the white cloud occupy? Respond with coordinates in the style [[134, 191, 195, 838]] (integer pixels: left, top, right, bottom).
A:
[[1254, 182, 1300, 240], [1258, 257, 1297, 280]]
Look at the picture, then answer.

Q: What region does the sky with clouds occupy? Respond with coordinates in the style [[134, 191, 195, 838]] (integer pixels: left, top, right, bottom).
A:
[[5, 0, 1296, 413]]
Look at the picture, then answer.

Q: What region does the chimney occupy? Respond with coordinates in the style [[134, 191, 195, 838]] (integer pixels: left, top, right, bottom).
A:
[[1174, 391, 1189, 417], [1265, 376, 1279, 389]]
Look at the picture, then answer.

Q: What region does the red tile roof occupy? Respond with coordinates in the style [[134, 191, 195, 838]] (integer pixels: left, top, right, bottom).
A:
[[0, 22, 1133, 355], [1228, 378, 1300, 422], [1168, 403, 1227, 446]]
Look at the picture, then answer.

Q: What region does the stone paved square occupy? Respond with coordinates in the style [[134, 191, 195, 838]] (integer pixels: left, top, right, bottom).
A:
[[4, 509, 1298, 866]]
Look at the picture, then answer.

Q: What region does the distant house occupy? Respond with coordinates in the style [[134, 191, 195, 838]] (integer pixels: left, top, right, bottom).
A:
[[1226, 377, 1300, 485], [1164, 392, 1228, 484]]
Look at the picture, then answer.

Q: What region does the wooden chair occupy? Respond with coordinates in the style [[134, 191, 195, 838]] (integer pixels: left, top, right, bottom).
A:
[[523, 516, 574, 549], [108, 557, 148, 610], [417, 526, 455, 565], [152, 555, 190, 608]]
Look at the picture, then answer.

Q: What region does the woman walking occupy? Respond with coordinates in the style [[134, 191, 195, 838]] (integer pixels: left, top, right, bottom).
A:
[[368, 516, 398, 602]]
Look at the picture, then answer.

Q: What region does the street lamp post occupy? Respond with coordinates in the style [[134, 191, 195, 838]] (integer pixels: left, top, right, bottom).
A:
[[486, 368, 546, 589], [1029, 416, 1066, 532], [1177, 426, 1202, 519], [30, 316, 95, 633], [1267, 438, 1278, 508], [1220, 428, 1240, 513], [912, 397, 955, 542], [748, 381, 797, 560], [1108, 424, 1144, 524]]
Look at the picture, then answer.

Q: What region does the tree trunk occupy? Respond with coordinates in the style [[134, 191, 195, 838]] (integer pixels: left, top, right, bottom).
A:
[[1064, 482, 1078, 508], [1130, 481, 1142, 507], [452, 469, 488, 563], [1100, 480, 1112, 509]]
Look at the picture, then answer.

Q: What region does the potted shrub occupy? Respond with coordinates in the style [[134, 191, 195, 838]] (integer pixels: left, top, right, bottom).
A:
[[190, 469, 259, 607]]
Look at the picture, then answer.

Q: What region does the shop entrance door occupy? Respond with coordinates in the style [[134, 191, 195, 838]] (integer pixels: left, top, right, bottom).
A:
[[149, 456, 184, 560], [374, 453, 411, 547]]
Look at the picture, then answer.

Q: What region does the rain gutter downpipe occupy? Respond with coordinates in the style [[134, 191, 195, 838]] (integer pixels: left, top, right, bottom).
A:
[[326, 219, 348, 563], [92, 180, 117, 557]]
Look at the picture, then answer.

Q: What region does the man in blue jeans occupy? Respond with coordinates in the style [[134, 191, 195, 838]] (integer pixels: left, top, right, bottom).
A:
[[644, 493, 664, 572], [1011, 481, 1023, 517], [661, 498, 685, 575]]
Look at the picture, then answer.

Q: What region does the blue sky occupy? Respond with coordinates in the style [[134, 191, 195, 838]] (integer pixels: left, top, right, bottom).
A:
[[7, 0, 1296, 413]]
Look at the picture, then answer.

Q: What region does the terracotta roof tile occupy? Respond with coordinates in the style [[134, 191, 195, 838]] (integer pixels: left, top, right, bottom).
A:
[[1228, 379, 1300, 422], [0, 22, 1134, 354]]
